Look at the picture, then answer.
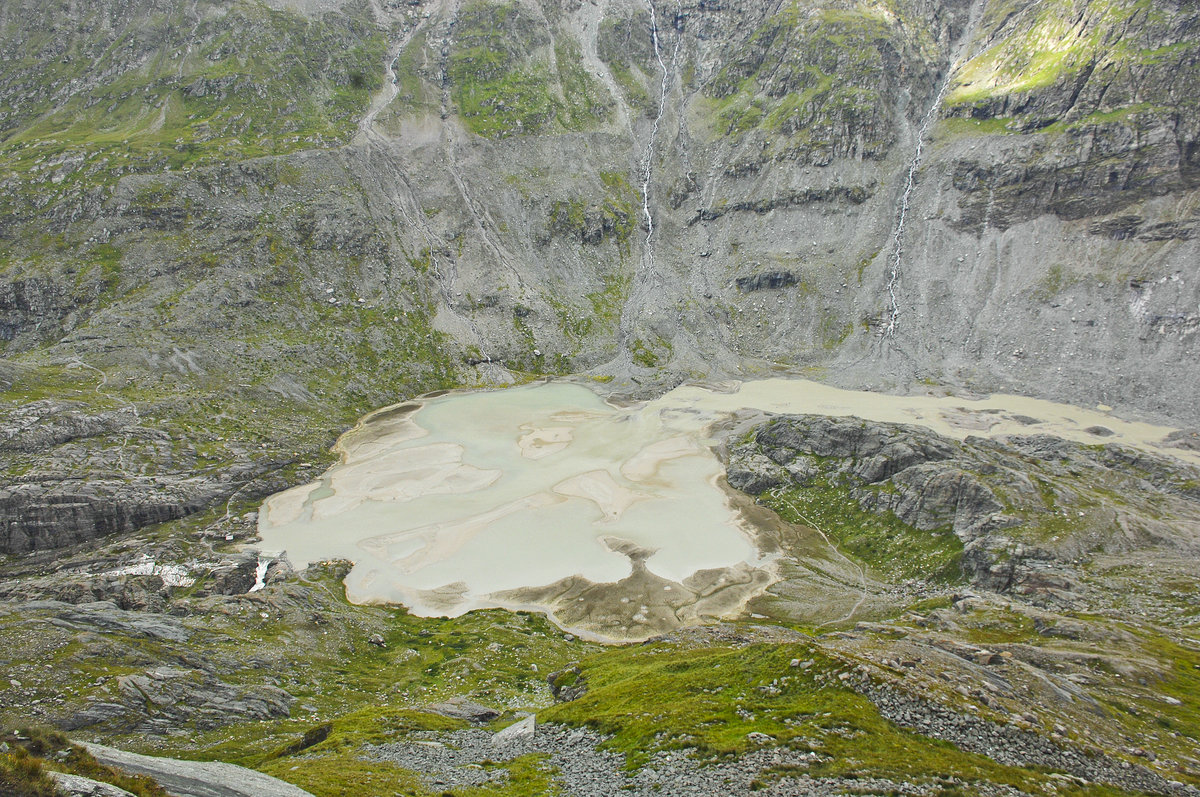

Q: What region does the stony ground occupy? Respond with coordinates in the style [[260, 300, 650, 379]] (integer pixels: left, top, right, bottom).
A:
[[370, 711, 1198, 797]]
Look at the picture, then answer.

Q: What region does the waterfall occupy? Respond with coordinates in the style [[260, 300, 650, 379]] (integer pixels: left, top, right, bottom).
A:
[[639, 0, 677, 249], [881, 75, 951, 338], [248, 557, 270, 593], [882, 0, 986, 338]]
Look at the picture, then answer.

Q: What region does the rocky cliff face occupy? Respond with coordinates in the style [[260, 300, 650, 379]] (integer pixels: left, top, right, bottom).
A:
[[0, 0, 1197, 550]]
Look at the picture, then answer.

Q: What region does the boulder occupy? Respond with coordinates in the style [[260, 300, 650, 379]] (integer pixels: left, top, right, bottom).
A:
[[423, 697, 499, 723], [48, 772, 138, 797], [547, 666, 589, 702], [84, 742, 315, 797], [491, 715, 535, 746]]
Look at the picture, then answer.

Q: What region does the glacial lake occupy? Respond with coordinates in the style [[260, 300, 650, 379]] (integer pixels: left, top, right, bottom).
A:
[[258, 378, 1194, 640]]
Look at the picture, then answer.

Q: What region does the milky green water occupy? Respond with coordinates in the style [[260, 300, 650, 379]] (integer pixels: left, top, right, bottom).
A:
[[259, 381, 758, 622], [258, 377, 1194, 634]]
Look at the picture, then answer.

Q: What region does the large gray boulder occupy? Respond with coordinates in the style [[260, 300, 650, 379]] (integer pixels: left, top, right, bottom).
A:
[[48, 772, 138, 797], [84, 743, 315, 797]]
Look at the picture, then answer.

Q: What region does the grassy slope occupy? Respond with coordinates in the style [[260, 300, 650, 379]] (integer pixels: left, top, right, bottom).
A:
[[700, 0, 939, 160], [943, 0, 1199, 131], [447, 1, 611, 139], [0, 0, 465, 490], [0, 0, 384, 219]]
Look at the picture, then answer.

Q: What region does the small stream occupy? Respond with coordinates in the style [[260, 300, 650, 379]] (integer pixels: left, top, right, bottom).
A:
[[883, 0, 988, 337], [638, 0, 679, 251]]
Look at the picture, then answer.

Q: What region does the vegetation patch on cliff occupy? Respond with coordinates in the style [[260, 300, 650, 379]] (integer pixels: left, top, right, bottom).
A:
[[449, 3, 610, 138], [764, 482, 965, 584], [703, 0, 933, 163], [0, 0, 384, 219]]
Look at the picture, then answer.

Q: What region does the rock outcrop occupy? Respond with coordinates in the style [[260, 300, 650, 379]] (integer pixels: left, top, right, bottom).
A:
[[728, 414, 1200, 600], [48, 772, 139, 797], [0, 479, 219, 554], [84, 743, 315, 797]]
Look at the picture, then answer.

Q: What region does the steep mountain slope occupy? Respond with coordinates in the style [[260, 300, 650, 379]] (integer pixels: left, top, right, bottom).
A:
[[1, 2, 1199, 793], [1, 0, 1197, 555]]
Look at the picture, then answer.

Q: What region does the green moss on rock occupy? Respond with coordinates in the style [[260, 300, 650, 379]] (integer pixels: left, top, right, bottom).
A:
[[449, 3, 609, 138]]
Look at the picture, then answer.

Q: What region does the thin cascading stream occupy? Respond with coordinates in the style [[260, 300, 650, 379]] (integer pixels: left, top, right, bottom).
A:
[[639, 0, 677, 252], [618, 0, 680, 356], [882, 0, 986, 339], [882, 74, 951, 338], [359, 21, 415, 137]]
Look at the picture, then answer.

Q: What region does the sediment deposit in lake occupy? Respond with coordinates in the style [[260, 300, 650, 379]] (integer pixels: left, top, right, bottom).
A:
[[259, 378, 1194, 639]]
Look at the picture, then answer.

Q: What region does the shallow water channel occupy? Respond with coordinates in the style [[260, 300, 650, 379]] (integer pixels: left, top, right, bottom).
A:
[[258, 378, 1192, 640]]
